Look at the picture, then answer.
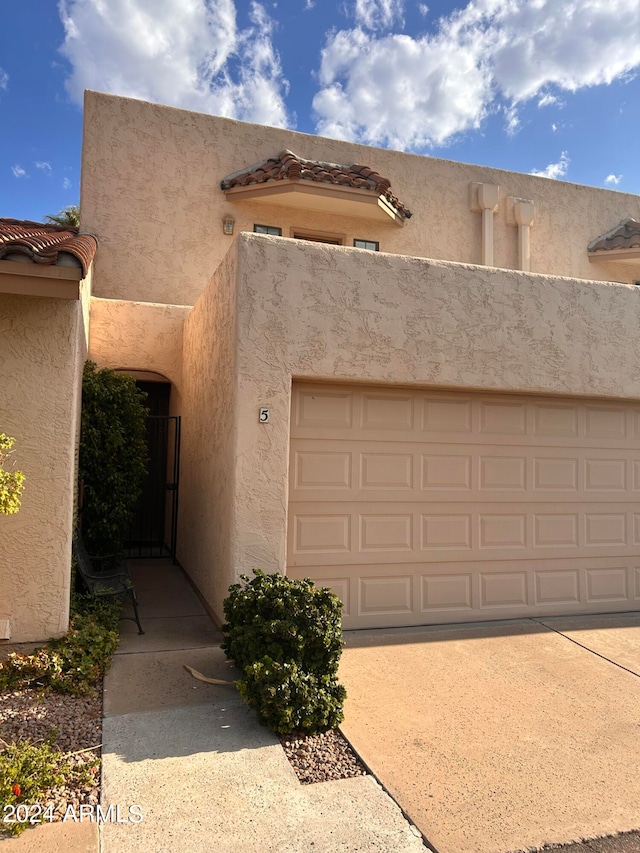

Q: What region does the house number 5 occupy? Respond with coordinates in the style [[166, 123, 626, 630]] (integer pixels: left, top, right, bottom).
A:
[[259, 408, 270, 423]]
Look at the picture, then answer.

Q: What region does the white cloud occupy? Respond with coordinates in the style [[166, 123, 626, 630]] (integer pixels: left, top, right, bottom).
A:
[[551, 122, 558, 132], [418, 3, 429, 17], [0, 68, 8, 90], [12, 165, 27, 178], [314, 0, 640, 149], [58, 0, 290, 127], [504, 105, 519, 136], [314, 27, 491, 148], [605, 173, 622, 185], [353, 0, 404, 30], [63, 177, 71, 190], [538, 93, 559, 108], [36, 161, 52, 172], [305, 0, 314, 7], [530, 151, 570, 180]]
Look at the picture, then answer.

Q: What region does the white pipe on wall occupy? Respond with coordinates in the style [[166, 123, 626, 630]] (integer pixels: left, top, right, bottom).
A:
[[478, 183, 500, 267], [514, 200, 535, 272]]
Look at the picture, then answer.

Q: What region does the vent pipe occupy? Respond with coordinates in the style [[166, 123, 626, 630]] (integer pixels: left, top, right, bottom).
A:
[[514, 200, 535, 272], [470, 182, 500, 266]]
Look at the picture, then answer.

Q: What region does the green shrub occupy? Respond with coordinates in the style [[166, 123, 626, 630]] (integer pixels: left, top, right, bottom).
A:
[[222, 570, 344, 675], [238, 657, 346, 734], [79, 361, 148, 553], [222, 570, 346, 735], [0, 596, 120, 696], [0, 433, 25, 515], [0, 738, 97, 836]]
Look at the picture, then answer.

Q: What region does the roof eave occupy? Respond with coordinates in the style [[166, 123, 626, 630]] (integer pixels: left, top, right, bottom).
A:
[[0, 258, 85, 299], [588, 248, 640, 264], [224, 179, 406, 225]]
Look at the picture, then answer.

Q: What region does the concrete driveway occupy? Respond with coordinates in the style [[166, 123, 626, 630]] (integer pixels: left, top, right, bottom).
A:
[[339, 613, 640, 853]]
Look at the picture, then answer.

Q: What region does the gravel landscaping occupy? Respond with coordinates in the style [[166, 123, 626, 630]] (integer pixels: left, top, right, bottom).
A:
[[279, 728, 369, 784], [0, 687, 101, 828]]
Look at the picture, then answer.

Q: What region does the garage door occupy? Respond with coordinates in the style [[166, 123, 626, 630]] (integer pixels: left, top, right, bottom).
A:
[[287, 383, 640, 629]]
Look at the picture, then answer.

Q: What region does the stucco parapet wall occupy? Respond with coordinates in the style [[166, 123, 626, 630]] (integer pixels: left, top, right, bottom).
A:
[[82, 92, 640, 307], [235, 233, 640, 402]]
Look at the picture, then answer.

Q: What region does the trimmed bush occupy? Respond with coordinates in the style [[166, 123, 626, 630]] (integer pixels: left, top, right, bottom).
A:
[[238, 657, 346, 734], [79, 361, 148, 553], [222, 570, 346, 735]]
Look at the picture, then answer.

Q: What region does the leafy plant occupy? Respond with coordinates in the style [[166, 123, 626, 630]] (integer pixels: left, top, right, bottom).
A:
[[222, 570, 346, 735], [44, 205, 80, 228], [222, 570, 344, 675], [79, 361, 148, 554], [0, 737, 97, 836], [238, 657, 346, 734], [0, 595, 120, 696], [0, 433, 25, 515]]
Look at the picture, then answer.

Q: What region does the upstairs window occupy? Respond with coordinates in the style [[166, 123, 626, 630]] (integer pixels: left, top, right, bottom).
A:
[[292, 228, 344, 245], [354, 239, 379, 251], [254, 224, 282, 236]]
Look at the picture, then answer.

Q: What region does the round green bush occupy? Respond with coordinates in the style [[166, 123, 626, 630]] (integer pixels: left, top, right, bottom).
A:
[[222, 570, 346, 734], [237, 657, 346, 735], [222, 570, 344, 676]]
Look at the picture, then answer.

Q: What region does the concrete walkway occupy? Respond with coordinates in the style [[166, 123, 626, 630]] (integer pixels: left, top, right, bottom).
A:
[[99, 560, 426, 853], [339, 615, 640, 853], [6, 561, 640, 853]]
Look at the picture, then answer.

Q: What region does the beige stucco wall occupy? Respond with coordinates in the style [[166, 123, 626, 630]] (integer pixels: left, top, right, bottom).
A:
[[179, 244, 238, 620], [182, 233, 640, 622], [81, 91, 640, 308], [88, 297, 190, 413], [0, 285, 88, 643]]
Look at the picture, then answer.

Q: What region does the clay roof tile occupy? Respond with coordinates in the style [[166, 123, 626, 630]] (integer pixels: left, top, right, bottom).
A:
[[588, 219, 640, 253], [0, 218, 97, 277], [221, 150, 412, 220]]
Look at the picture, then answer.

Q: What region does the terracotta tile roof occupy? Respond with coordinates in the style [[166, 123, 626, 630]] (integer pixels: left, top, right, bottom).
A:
[[0, 218, 97, 277], [588, 219, 640, 253], [221, 149, 412, 220]]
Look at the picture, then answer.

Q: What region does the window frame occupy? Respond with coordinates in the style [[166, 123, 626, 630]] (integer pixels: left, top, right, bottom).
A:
[[353, 239, 380, 251], [289, 227, 345, 245], [253, 224, 282, 236]]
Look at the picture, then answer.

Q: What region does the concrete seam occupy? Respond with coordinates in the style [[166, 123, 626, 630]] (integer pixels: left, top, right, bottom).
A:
[[531, 618, 640, 680]]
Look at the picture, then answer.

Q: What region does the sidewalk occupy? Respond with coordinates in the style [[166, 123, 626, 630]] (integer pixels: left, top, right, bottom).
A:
[[98, 559, 427, 853]]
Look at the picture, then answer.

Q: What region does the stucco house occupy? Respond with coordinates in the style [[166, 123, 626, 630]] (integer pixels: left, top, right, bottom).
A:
[[3, 89, 640, 642]]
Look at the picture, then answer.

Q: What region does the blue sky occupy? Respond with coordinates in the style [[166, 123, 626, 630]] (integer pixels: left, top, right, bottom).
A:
[[1, 0, 639, 223]]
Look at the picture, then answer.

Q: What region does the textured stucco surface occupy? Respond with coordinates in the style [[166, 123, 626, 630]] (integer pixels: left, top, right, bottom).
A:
[[88, 297, 189, 412], [81, 91, 640, 307], [226, 234, 640, 611], [179, 244, 238, 623], [0, 289, 87, 643]]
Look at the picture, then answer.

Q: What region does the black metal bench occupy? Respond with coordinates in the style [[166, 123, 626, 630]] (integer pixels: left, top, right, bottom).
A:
[[72, 538, 144, 634]]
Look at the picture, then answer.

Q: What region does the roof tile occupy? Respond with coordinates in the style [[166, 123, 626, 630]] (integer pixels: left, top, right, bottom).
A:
[[0, 218, 97, 277], [588, 219, 640, 253], [221, 150, 412, 220]]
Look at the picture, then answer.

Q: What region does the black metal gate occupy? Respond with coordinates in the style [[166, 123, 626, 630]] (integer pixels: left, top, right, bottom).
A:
[[125, 415, 181, 559]]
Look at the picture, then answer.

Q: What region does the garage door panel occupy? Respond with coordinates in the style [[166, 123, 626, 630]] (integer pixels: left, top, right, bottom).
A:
[[288, 559, 640, 628], [288, 384, 640, 628], [289, 502, 639, 566], [634, 568, 640, 599], [290, 440, 640, 503]]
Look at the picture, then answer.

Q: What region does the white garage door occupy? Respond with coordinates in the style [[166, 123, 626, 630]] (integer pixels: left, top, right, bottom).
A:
[[287, 383, 640, 629]]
